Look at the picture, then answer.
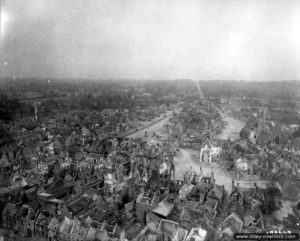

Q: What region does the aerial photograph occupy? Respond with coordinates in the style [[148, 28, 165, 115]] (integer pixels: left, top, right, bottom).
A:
[[0, 0, 300, 240]]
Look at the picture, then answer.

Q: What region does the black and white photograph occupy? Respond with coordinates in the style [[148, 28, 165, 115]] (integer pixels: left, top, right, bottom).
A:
[[0, 0, 300, 240]]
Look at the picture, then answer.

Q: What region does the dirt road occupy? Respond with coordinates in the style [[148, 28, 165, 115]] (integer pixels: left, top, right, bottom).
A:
[[214, 105, 245, 141]]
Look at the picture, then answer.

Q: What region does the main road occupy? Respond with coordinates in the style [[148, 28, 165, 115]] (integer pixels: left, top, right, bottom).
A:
[[214, 104, 245, 141], [125, 110, 175, 139]]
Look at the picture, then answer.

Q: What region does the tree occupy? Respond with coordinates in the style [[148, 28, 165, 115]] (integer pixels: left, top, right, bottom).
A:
[[0, 94, 19, 147], [0, 93, 20, 122], [0, 127, 14, 146], [261, 187, 283, 215]]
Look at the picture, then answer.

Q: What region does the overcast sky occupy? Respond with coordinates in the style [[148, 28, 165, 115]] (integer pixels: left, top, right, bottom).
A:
[[0, 0, 300, 81]]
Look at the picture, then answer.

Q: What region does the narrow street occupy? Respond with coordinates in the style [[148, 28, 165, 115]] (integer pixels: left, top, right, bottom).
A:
[[126, 110, 174, 139]]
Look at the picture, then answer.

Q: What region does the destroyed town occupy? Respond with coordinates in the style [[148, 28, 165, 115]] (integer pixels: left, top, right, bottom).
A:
[[0, 1, 300, 241]]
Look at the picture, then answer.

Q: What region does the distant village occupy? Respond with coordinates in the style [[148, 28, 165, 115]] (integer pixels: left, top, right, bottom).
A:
[[0, 88, 299, 241]]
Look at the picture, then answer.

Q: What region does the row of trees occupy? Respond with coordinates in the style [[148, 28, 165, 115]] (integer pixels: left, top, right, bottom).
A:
[[200, 80, 300, 101], [0, 94, 21, 122], [0, 93, 20, 147]]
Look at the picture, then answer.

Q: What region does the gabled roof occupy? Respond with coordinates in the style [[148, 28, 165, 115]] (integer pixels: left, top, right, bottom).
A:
[[35, 212, 50, 225], [202, 138, 218, 148], [230, 186, 243, 198], [59, 216, 74, 233], [223, 213, 243, 233], [85, 226, 97, 241], [0, 153, 10, 167], [82, 126, 91, 136], [48, 216, 60, 229], [207, 184, 224, 201], [26, 207, 36, 221]]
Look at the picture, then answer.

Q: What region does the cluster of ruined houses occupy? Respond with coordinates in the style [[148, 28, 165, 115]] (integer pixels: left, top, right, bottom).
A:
[[196, 108, 300, 193], [0, 117, 187, 241], [239, 108, 300, 150], [0, 118, 178, 192], [235, 109, 300, 195], [0, 103, 173, 179], [218, 180, 265, 240], [1, 97, 299, 241], [0, 168, 216, 241], [2, 164, 299, 241]]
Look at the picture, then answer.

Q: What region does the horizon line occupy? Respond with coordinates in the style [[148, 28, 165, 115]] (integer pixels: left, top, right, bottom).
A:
[[0, 77, 300, 83]]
